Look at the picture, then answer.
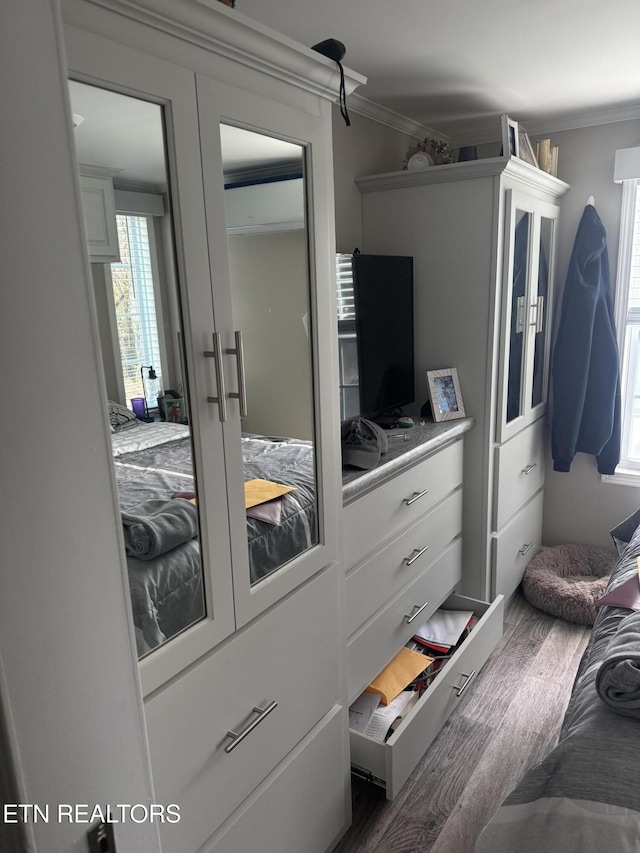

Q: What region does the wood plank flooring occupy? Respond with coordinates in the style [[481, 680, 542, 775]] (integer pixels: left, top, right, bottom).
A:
[[333, 588, 591, 853]]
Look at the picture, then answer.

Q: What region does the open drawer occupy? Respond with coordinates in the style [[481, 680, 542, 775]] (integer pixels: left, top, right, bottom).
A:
[[349, 593, 504, 799]]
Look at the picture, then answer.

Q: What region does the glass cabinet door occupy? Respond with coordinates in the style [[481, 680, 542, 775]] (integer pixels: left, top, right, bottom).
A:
[[499, 189, 559, 443], [505, 208, 532, 425], [531, 216, 555, 411]]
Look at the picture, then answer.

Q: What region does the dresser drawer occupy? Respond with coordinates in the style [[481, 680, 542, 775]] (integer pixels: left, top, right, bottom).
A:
[[185, 708, 348, 853], [350, 593, 504, 800], [347, 538, 462, 702], [343, 439, 463, 569], [493, 418, 546, 530], [492, 490, 543, 599], [144, 565, 341, 853], [346, 489, 462, 638]]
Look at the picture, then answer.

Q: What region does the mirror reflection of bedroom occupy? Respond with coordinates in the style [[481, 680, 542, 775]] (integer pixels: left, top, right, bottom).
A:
[[68, 81, 317, 659]]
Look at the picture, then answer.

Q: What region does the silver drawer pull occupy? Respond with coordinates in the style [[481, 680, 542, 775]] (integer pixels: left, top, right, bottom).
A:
[[522, 463, 537, 475], [453, 669, 476, 698], [519, 542, 533, 556], [403, 545, 429, 566], [405, 600, 429, 624], [404, 488, 429, 506], [225, 701, 278, 753]]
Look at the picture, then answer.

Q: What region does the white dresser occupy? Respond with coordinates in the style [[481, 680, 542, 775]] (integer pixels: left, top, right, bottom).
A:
[[358, 159, 570, 602], [343, 421, 504, 799]]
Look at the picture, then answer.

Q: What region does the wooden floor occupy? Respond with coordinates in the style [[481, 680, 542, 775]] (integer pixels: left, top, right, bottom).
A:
[[333, 588, 591, 853]]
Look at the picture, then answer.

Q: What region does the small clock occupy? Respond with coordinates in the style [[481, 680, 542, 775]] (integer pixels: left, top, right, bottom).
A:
[[407, 152, 432, 171]]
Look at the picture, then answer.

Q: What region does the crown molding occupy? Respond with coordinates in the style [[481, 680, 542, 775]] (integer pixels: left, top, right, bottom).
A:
[[356, 155, 570, 195], [346, 93, 449, 142], [64, 0, 366, 103]]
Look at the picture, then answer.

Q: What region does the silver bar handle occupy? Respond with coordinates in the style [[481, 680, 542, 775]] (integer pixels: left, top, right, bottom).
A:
[[522, 463, 537, 475], [224, 701, 278, 754], [205, 332, 227, 422], [404, 488, 429, 506], [405, 600, 429, 624], [535, 295, 544, 334], [454, 669, 476, 698], [227, 330, 248, 418], [515, 295, 526, 333], [403, 545, 429, 567], [519, 542, 533, 556]]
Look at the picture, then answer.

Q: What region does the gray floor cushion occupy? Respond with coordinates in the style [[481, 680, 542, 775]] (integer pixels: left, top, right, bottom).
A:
[[522, 544, 616, 625]]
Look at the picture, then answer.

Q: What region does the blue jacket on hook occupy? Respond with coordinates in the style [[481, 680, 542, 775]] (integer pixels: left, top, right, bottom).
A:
[[551, 204, 621, 474]]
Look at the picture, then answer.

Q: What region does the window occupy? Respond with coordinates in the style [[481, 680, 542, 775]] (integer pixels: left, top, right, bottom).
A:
[[111, 214, 163, 408], [613, 178, 640, 473], [336, 254, 359, 420]]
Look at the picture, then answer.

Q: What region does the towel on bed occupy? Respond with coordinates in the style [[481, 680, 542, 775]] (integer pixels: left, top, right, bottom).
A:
[[122, 498, 198, 560], [596, 610, 640, 718]]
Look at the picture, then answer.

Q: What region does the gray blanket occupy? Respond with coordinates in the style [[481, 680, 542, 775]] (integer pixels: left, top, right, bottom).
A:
[[475, 522, 640, 852], [122, 498, 198, 560], [596, 609, 640, 718]]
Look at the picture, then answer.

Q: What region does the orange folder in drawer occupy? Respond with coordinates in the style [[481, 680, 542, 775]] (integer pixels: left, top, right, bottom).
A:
[[365, 647, 432, 705]]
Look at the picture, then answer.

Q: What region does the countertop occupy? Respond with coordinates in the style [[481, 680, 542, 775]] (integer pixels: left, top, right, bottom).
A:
[[342, 417, 475, 504]]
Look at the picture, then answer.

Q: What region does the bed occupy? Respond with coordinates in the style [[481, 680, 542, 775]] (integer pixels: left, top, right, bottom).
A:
[[109, 410, 316, 656], [475, 513, 640, 852]]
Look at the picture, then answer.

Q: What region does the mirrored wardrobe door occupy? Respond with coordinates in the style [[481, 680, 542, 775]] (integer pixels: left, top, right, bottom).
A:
[[64, 29, 236, 691], [196, 77, 338, 627]]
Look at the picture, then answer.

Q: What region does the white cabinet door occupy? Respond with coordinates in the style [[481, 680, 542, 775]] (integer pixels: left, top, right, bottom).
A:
[[78, 172, 120, 262]]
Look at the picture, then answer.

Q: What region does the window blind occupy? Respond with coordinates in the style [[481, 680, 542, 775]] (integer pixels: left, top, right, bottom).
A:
[[111, 215, 163, 404]]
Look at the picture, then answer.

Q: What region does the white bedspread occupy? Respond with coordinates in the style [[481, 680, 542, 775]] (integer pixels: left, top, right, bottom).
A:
[[111, 422, 190, 456]]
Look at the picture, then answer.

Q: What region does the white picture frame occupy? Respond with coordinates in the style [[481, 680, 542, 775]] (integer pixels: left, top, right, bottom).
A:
[[426, 368, 466, 422], [501, 114, 519, 158]]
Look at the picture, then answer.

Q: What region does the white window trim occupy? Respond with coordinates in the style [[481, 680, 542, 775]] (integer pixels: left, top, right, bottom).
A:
[[602, 177, 640, 486]]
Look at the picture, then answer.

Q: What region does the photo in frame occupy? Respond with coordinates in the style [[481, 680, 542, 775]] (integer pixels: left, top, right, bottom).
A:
[[426, 368, 466, 422], [501, 114, 519, 158], [163, 396, 186, 423], [517, 126, 539, 168]]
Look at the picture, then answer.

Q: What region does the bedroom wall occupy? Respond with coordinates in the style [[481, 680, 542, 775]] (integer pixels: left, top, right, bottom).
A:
[[331, 108, 416, 253], [227, 230, 314, 439], [532, 118, 640, 550], [331, 106, 640, 552]]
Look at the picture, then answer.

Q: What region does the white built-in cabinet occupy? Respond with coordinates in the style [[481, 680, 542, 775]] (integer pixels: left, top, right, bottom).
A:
[[62, 2, 364, 851], [78, 168, 120, 262], [357, 158, 569, 602]]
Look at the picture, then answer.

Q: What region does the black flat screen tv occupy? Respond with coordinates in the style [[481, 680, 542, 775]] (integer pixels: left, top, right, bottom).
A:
[[343, 253, 414, 422]]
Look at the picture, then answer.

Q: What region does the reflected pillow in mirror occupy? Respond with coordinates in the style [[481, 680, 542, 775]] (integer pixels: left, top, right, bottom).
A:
[[108, 400, 141, 432]]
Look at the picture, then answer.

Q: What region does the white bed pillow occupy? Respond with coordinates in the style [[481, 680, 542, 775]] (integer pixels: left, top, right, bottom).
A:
[[107, 400, 140, 432]]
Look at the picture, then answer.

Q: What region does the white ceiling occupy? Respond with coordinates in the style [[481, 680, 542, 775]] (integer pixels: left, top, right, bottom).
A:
[[68, 1, 640, 185], [235, 0, 640, 144]]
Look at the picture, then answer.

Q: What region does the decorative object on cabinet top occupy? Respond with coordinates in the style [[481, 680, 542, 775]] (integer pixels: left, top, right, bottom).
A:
[[342, 418, 474, 502], [404, 137, 454, 170], [426, 367, 466, 423]]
